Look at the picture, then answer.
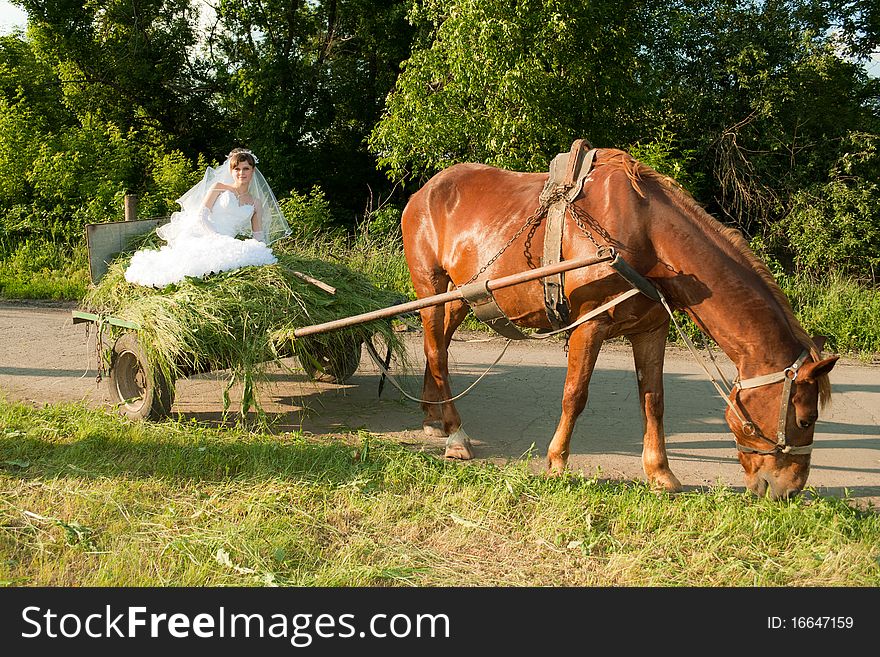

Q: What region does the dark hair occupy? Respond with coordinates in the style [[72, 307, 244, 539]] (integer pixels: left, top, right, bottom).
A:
[[228, 148, 257, 167]]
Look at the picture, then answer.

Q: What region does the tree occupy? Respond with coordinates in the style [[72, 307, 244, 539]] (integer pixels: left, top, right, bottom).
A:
[[640, 0, 880, 238], [370, 0, 661, 184], [209, 0, 414, 219], [370, 0, 879, 278], [0, 20, 208, 246], [18, 0, 224, 154]]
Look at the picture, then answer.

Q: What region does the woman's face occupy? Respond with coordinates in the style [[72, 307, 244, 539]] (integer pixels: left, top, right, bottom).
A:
[[231, 160, 254, 187]]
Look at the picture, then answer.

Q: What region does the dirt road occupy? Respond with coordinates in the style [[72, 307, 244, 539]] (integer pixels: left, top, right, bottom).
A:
[[2, 300, 878, 509]]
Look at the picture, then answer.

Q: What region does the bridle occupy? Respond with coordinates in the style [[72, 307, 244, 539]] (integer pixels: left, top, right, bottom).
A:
[[654, 282, 814, 456], [730, 349, 812, 455], [609, 257, 817, 458]]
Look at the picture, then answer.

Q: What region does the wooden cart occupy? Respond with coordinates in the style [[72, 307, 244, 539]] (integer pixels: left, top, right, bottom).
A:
[[72, 219, 363, 420]]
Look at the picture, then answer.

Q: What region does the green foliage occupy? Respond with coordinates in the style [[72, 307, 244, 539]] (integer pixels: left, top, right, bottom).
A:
[[0, 32, 211, 251], [627, 128, 705, 194], [363, 204, 403, 238], [781, 132, 880, 282], [0, 240, 89, 300], [278, 187, 339, 236], [642, 1, 880, 237], [371, 0, 657, 181], [19, 0, 218, 151], [211, 0, 414, 215]]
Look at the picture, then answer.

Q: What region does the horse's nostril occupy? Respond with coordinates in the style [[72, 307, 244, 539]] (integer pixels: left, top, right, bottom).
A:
[[798, 414, 817, 429]]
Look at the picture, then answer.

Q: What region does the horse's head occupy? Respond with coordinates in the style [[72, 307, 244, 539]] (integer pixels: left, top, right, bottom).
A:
[[725, 351, 839, 500]]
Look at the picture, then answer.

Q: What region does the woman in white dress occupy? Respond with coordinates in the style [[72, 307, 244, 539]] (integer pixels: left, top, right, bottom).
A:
[[125, 148, 291, 288]]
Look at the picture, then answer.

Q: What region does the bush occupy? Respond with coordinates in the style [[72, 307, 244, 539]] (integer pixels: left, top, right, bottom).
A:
[[627, 127, 705, 195], [278, 186, 339, 236], [779, 132, 880, 283], [0, 239, 89, 300]]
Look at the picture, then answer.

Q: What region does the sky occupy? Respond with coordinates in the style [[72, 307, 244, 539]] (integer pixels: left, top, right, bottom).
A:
[[0, 1, 26, 35]]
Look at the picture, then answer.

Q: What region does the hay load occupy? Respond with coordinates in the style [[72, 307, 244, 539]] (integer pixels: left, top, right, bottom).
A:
[[84, 230, 408, 417]]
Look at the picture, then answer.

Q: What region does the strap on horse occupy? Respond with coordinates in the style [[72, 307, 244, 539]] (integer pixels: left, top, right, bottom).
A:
[[539, 139, 598, 329], [460, 247, 648, 341], [459, 279, 532, 340]]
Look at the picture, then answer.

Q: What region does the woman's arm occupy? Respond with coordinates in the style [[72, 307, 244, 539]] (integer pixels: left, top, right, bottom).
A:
[[202, 183, 233, 210], [251, 203, 265, 242]]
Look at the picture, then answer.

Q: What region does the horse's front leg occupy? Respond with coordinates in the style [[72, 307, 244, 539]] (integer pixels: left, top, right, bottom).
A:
[[547, 320, 609, 474], [629, 323, 682, 492]]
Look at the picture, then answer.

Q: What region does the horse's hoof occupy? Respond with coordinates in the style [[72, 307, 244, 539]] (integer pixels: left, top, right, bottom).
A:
[[444, 427, 474, 460], [423, 421, 447, 438], [546, 454, 567, 476], [649, 471, 683, 493]]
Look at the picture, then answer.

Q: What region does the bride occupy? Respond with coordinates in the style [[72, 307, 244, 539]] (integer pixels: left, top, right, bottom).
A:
[[124, 148, 291, 288]]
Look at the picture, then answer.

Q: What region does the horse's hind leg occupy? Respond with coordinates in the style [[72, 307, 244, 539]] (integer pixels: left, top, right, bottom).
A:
[[419, 294, 473, 459], [629, 323, 682, 493], [547, 320, 609, 474]]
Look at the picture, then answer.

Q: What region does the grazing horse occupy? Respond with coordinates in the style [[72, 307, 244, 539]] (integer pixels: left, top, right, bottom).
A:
[[401, 148, 839, 499]]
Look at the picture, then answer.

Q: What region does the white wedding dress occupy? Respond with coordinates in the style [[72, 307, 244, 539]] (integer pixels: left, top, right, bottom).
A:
[[124, 190, 278, 288]]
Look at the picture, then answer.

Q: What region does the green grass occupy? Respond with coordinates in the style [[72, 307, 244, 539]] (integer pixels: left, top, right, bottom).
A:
[[0, 239, 90, 301], [781, 271, 880, 357], [1, 399, 878, 587]]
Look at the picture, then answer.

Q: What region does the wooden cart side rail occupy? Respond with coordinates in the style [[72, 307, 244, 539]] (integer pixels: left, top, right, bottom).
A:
[[72, 310, 141, 331], [293, 252, 616, 338]]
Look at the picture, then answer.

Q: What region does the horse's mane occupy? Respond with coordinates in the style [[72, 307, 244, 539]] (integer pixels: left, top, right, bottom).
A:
[[594, 148, 831, 406]]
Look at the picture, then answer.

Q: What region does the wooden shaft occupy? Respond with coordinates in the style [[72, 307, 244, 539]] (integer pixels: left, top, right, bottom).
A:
[[293, 253, 613, 338]]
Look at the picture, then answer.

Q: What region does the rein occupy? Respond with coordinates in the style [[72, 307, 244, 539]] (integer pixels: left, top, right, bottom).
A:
[[655, 290, 812, 456]]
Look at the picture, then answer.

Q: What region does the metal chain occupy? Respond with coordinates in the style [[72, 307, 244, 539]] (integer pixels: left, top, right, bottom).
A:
[[461, 204, 549, 287], [460, 189, 609, 289], [567, 203, 604, 251], [94, 320, 106, 384]]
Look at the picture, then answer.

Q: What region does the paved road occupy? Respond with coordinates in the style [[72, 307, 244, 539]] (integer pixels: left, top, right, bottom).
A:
[[1, 300, 878, 509]]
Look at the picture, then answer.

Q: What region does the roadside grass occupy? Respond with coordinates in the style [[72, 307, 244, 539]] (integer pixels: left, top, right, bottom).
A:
[[0, 240, 89, 301], [1, 399, 878, 587], [781, 271, 880, 356]]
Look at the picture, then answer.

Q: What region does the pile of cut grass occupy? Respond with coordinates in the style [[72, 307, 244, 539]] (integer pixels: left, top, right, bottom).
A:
[[83, 231, 409, 416]]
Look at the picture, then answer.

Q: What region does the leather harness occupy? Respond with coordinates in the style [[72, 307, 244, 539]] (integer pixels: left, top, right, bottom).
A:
[[538, 138, 597, 328]]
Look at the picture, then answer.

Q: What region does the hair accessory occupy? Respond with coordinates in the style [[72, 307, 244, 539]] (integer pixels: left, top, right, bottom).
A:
[[227, 148, 259, 164]]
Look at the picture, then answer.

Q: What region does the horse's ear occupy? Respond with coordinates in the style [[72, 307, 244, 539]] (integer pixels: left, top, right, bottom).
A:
[[811, 335, 827, 353], [800, 355, 840, 382]]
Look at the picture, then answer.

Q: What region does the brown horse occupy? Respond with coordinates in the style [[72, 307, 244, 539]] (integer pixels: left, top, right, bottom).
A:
[[401, 148, 839, 499]]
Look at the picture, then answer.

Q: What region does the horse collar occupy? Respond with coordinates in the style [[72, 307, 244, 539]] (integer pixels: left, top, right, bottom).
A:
[[733, 350, 812, 455]]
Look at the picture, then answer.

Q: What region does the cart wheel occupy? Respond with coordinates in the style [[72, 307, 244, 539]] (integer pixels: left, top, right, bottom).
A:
[[108, 333, 175, 420], [300, 338, 362, 384]]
